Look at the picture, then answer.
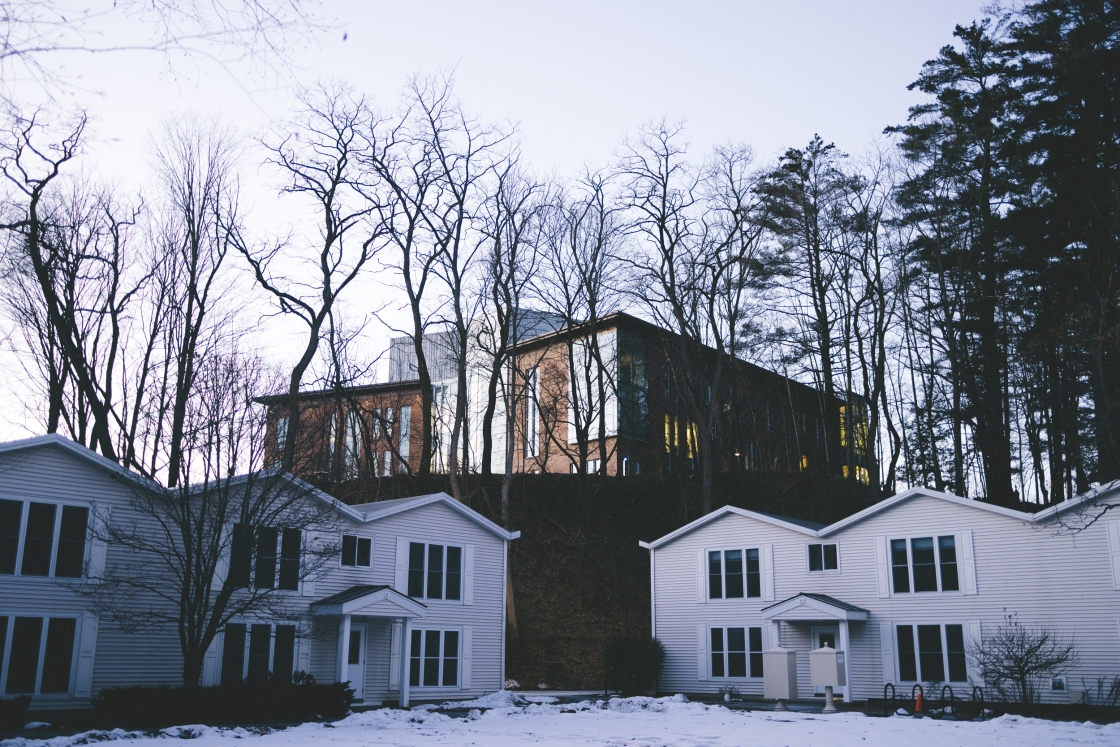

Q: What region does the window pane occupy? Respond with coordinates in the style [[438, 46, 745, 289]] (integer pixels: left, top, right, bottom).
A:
[[357, 537, 372, 567], [40, 618, 77, 693], [727, 628, 746, 678], [710, 628, 725, 678], [54, 506, 88, 579], [348, 630, 362, 665], [221, 624, 246, 685], [748, 627, 764, 678], [423, 630, 441, 686], [1, 500, 23, 575], [445, 546, 462, 601], [255, 527, 278, 590], [408, 543, 425, 597], [427, 545, 444, 600], [890, 539, 910, 593], [916, 625, 945, 682], [911, 538, 937, 592], [746, 549, 761, 598], [938, 536, 959, 592], [808, 544, 823, 571], [229, 525, 251, 588], [247, 624, 271, 682], [708, 551, 722, 599], [273, 626, 296, 682], [409, 629, 421, 687], [442, 631, 459, 687], [6, 617, 43, 694], [896, 625, 917, 682], [279, 529, 301, 590], [945, 625, 967, 682], [724, 550, 744, 598], [341, 535, 357, 566], [823, 544, 838, 570], [21, 503, 57, 576]]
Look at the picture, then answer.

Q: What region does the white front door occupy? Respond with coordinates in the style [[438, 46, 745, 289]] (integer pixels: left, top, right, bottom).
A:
[[347, 625, 366, 701], [811, 626, 845, 697]]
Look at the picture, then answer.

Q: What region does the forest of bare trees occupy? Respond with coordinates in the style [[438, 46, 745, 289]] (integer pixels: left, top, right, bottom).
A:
[[1, 0, 1117, 511]]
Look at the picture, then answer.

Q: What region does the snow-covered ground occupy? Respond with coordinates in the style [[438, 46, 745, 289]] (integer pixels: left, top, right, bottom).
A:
[[4, 693, 1119, 747]]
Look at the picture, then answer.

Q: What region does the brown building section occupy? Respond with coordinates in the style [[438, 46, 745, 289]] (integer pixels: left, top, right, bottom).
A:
[[258, 312, 867, 483]]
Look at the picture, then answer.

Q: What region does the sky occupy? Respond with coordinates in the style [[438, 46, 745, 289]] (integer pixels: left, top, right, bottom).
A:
[[0, 0, 993, 440]]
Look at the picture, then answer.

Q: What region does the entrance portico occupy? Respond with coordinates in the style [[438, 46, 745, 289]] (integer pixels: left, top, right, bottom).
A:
[[311, 585, 427, 707], [761, 593, 868, 703]]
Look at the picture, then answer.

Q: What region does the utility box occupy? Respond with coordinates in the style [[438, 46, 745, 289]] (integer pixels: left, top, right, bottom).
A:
[[810, 645, 846, 687], [763, 647, 798, 700]]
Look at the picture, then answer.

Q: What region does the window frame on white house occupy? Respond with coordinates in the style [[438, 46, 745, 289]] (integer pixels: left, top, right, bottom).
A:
[[409, 627, 461, 688], [229, 525, 302, 592], [219, 622, 298, 685], [0, 498, 90, 580], [0, 613, 81, 696], [807, 542, 840, 573], [893, 622, 969, 684], [340, 534, 373, 568], [708, 625, 764, 679], [888, 535, 961, 594], [406, 542, 463, 601], [707, 548, 761, 600]]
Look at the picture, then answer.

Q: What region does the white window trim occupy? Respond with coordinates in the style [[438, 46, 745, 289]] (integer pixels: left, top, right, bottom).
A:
[[0, 611, 84, 698], [230, 525, 303, 595], [892, 621, 971, 684], [706, 624, 765, 680], [338, 533, 374, 569], [408, 542, 465, 603], [0, 495, 92, 581], [409, 626, 463, 689], [888, 533, 964, 597], [705, 548, 762, 601], [806, 542, 841, 574]]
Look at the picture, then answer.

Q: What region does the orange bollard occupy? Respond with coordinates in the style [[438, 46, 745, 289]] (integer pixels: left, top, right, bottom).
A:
[[914, 690, 924, 714]]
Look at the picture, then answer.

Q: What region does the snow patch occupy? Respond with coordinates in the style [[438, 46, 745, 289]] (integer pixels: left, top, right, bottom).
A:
[[0, 729, 146, 747]]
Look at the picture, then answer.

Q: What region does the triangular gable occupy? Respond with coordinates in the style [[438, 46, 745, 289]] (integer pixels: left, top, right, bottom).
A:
[[353, 492, 520, 541]]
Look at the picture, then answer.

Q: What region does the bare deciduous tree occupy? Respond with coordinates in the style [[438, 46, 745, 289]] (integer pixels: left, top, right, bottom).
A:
[[968, 613, 1079, 705]]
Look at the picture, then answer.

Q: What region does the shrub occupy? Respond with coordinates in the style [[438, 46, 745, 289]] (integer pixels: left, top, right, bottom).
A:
[[0, 696, 31, 729], [605, 637, 666, 696], [93, 675, 354, 728], [969, 614, 1079, 705]]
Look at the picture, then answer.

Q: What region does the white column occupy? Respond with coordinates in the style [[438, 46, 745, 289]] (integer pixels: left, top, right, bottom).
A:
[[399, 617, 412, 708], [337, 614, 352, 684], [769, 621, 782, 648], [839, 619, 852, 703]]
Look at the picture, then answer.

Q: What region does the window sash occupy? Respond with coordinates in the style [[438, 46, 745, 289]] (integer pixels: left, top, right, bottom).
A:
[[409, 629, 459, 688], [891, 536, 960, 594], [221, 623, 298, 685], [341, 535, 372, 568], [1, 501, 89, 579], [710, 626, 764, 679], [408, 542, 463, 600], [895, 624, 969, 683], [0, 500, 21, 575], [708, 549, 761, 600], [2, 616, 79, 695]]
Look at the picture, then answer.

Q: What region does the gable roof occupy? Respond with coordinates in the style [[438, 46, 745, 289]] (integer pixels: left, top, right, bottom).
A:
[[349, 493, 521, 541], [0, 433, 164, 493], [641, 484, 1118, 551]]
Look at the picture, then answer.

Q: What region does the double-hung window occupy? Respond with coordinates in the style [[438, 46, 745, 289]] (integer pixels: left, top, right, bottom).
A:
[[0, 499, 88, 579], [0, 615, 79, 695], [708, 549, 760, 599], [230, 525, 301, 591], [340, 535, 372, 568], [889, 536, 959, 593], [220, 623, 297, 684], [409, 629, 459, 687], [808, 543, 838, 572], [407, 542, 462, 600], [709, 626, 764, 678], [895, 624, 967, 683]]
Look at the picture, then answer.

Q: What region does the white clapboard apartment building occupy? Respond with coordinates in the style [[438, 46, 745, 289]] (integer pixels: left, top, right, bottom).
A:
[[0, 435, 517, 713], [641, 485, 1120, 703]]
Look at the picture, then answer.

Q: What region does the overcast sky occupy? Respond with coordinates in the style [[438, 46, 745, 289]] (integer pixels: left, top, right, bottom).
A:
[[1, 0, 992, 439]]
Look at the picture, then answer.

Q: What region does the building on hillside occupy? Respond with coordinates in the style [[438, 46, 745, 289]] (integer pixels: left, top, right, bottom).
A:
[[258, 312, 867, 482], [0, 435, 516, 712], [640, 484, 1120, 703]]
